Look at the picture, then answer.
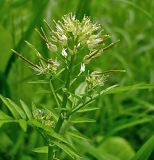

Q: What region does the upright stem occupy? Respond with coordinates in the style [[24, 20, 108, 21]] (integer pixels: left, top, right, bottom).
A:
[[55, 55, 74, 132], [48, 56, 74, 160], [36, 129, 53, 160], [48, 145, 53, 160]]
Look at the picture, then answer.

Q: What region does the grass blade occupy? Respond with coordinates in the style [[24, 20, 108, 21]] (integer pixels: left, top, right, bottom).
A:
[[132, 135, 154, 160], [4, 0, 49, 77], [105, 84, 154, 94]]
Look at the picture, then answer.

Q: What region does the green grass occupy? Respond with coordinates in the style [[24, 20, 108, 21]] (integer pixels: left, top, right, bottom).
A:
[[0, 0, 154, 160]]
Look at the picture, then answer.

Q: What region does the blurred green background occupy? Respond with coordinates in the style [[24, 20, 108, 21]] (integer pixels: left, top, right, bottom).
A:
[[0, 0, 154, 160]]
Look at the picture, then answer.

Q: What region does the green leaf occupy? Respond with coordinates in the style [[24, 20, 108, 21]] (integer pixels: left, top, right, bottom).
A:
[[77, 107, 99, 113], [6, 98, 26, 119], [32, 146, 48, 154], [0, 110, 12, 120], [68, 92, 84, 103], [105, 84, 154, 94], [19, 119, 27, 132], [28, 119, 45, 128], [71, 118, 96, 123], [67, 131, 87, 140], [20, 99, 32, 119], [132, 135, 154, 160], [33, 143, 80, 159], [98, 137, 135, 160], [74, 139, 120, 160], [104, 118, 153, 139], [0, 95, 20, 119], [54, 141, 80, 159], [48, 129, 70, 145], [99, 84, 119, 96], [0, 95, 26, 119], [28, 119, 69, 144]]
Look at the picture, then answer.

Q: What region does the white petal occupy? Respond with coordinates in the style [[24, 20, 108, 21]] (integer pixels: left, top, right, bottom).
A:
[[62, 48, 67, 57], [77, 42, 81, 48], [80, 63, 85, 72]]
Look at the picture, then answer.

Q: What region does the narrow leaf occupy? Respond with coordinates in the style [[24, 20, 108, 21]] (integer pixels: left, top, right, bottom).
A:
[[20, 100, 32, 119], [105, 84, 154, 94], [32, 146, 48, 154], [132, 135, 154, 160], [54, 141, 80, 159], [0, 95, 19, 119], [67, 131, 87, 140], [74, 139, 120, 160], [28, 119, 69, 144], [19, 119, 27, 132], [0, 110, 12, 120], [71, 118, 96, 123], [7, 98, 26, 119], [105, 118, 153, 138], [77, 107, 99, 113]]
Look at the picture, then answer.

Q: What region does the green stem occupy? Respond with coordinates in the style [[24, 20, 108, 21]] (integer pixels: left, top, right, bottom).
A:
[[50, 56, 75, 160], [36, 128, 53, 160], [69, 98, 94, 116], [48, 145, 54, 160], [55, 55, 75, 132], [49, 79, 60, 109]]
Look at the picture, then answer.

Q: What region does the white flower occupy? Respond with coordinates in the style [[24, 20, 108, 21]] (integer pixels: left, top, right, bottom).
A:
[[42, 13, 113, 64], [32, 64, 47, 75], [61, 48, 67, 57], [61, 34, 67, 41], [80, 63, 85, 73]]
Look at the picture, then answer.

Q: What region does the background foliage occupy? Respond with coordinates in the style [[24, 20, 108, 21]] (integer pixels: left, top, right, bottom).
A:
[[0, 0, 154, 160]]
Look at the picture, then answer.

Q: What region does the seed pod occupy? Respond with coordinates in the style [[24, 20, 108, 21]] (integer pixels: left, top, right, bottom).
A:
[[46, 42, 57, 52]]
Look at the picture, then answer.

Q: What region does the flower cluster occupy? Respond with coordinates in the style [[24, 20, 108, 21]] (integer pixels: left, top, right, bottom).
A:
[[12, 13, 117, 77], [86, 71, 108, 89], [24, 41, 60, 75], [33, 109, 54, 126], [44, 13, 111, 65], [32, 59, 60, 75], [51, 13, 105, 49]]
